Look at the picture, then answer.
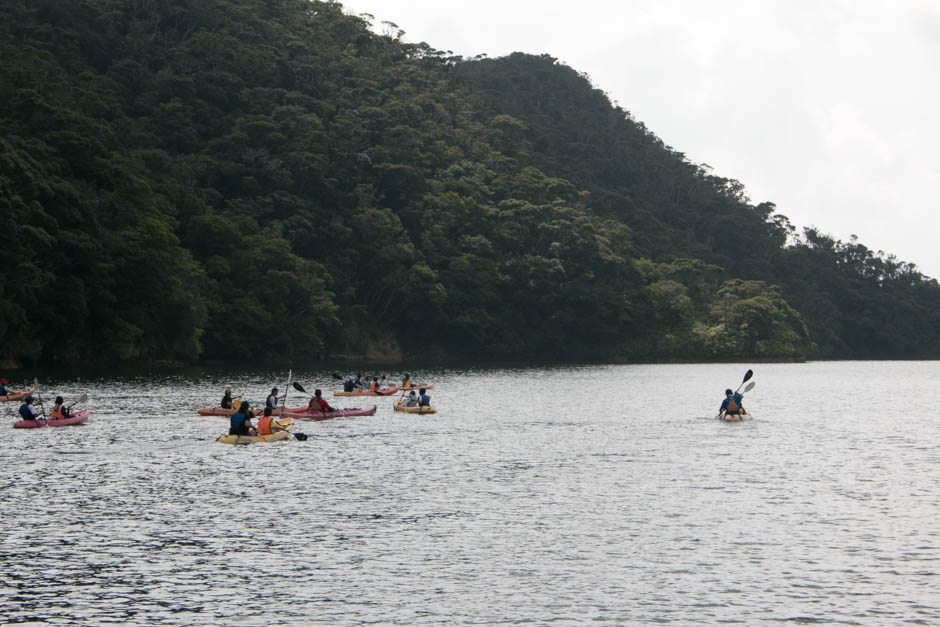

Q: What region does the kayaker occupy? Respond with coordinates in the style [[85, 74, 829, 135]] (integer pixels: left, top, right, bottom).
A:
[[343, 377, 355, 392], [257, 407, 277, 435], [401, 372, 413, 389], [52, 396, 72, 420], [19, 395, 42, 421], [405, 391, 419, 407], [353, 373, 365, 389], [230, 401, 256, 436], [308, 389, 335, 413], [220, 388, 236, 410], [719, 389, 743, 418], [0, 378, 9, 398], [418, 388, 431, 408], [265, 387, 280, 410], [369, 377, 382, 394]]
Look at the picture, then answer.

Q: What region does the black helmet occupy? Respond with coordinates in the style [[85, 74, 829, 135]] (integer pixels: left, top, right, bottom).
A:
[[725, 389, 733, 396], [24, 395, 33, 403]]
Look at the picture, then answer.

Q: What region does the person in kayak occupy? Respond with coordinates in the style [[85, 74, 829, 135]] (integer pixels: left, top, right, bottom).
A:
[[230, 401, 256, 436], [0, 378, 10, 398], [220, 388, 236, 410], [265, 387, 280, 410], [343, 377, 355, 392], [369, 377, 383, 394], [257, 407, 277, 435], [52, 396, 72, 420], [405, 391, 419, 407], [401, 372, 413, 389], [308, 389, 335, 413], [19, 395, 42, 421], [719, 388, 744, 418], [353, 373, 366, 389], [418, 388, 431, 408]]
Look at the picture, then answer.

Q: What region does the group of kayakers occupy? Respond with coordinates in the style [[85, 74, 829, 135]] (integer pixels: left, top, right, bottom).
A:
[[226, 386, 287, 437], [340, 371, 431, 406], [16, 395, 75, 422]]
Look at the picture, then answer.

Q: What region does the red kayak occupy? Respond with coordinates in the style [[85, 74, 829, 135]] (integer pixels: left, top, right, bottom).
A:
[[196, 405, 296, 417], [14, 409, 89, 429], [280, 405, 377, 421]]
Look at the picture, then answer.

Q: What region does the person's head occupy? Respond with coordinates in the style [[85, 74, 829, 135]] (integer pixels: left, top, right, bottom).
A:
[[357, 373, 363, 378], [725, 389, 733, 397], [240, 401, 250, 412], [373, 376, 378, 382], [0, 378, 7, 384], [263, 406, 272, 417], [224, 388, 232, 396], [55, 395, 64, 404], [314, 389, 322, 397], [25, 395, 33, 404], [404, 372, 411, 378], [272, 387, 279, 394], [409, 391, 416, 397], [419, 388, 426, 395]]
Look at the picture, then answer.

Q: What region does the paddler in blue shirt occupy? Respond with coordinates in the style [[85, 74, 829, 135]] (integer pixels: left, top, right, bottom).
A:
[[719, 389, 744, 418], [230, 401, 257, 436], [418, 388, 431, 408], [19, 395, 42, 421]]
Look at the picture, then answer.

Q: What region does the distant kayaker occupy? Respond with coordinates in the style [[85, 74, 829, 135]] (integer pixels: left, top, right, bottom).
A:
[[230, 401, 256, 436], [418, 388, 431, 408], [221, 388, 236, 410], [308, 389, 334, 413], [265, 387, 280, 410], [343, 377, 355, 392], [52, 396, 72, 420], [0, 378, 10, 398], [719, 388, 744, 418], [19, 395, 41, 421], [370, 377, 382, 394], [353, 373, 365, 389], [257, 407, 276, 435], [405, 391, 419, 407], [401, 372, 413, 389]]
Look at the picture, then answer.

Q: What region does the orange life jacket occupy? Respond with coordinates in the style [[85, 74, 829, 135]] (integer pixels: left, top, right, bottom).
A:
[[52, 404, 66, 420], [258, 416, 273, 435], [370, 381, 378, 391]]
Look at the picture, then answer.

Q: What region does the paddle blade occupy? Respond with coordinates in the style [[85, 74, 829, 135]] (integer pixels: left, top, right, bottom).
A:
[[331, 373, 343, 380], [743, 381, 756, 393], [292, 381, 307, 393], [294, 432, 308, 441], [742, 369, 754, 384], [233, 399, 241, 410]]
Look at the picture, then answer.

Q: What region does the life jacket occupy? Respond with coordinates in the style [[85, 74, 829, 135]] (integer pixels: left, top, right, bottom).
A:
[[402, 379, 412, 389], [52, 404, 66, 420], [258, 416, 273, 435], [726, 397, 739, 412], [19, 404, 32, 420], [370, 381, 378, 391]]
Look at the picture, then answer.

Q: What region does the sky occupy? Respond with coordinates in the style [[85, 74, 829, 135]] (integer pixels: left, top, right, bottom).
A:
[[345, 0, 940, 278]]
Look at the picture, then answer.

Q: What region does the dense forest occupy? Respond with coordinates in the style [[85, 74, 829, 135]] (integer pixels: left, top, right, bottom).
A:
[[2, 0, 939, 367]]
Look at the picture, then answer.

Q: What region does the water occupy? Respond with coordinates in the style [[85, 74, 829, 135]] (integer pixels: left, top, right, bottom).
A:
[[2, 362, 939, 624]]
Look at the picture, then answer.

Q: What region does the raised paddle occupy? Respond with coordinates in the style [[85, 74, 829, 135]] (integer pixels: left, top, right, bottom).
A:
[[67, 393, 88, 410], [278, 369, 308, 440], [32, 377, 46, 419]]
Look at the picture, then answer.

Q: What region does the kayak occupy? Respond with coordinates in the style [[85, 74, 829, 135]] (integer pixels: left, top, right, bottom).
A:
[[720, 410, 752, 422], [392, 399, 437, 414], [216, 417, 294, 445], [335, 382, 435, 397], [280, 405, 377, 421], [14, 409, 90, 429], [1, 387, 36, 402]]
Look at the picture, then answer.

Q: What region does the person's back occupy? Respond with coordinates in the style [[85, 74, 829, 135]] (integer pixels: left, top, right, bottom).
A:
[[405, 392, 418, 407], [52, 396, 71, 420], [418, 388, 430, 407], [343, 379, 354, 392], [720, 389, 740, 416], [230, 403, 254, 436], [19, 396, 39, 421], [257, 407, 275, 435]]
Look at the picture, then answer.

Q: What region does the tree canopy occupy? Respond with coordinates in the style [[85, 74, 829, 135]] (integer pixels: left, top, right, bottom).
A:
[[1, 0, 937, 367]]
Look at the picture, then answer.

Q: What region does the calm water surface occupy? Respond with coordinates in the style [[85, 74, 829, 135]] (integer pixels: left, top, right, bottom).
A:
[[2, 362, 939, 624]]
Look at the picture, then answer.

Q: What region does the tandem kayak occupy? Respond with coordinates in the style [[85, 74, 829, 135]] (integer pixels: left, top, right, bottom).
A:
[[335, 382, 435, 397], [14, 409, 90, 429], [216, 417, 295, 445], [392, 400, 436, 415], [1, 387, 36, 403], [280, 405, 377, 421], [720, 410, 752, 422]]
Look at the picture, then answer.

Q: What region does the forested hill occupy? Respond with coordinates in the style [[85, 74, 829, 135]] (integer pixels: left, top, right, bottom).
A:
[[2, 0, 939, 368]]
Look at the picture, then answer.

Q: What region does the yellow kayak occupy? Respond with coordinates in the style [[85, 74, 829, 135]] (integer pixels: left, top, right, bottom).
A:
[[216, 418, 295, 444], [393, 400, 437, 415]]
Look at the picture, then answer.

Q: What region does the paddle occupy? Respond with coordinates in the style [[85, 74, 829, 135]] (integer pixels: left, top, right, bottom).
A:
[[32, 377, 46, 419], [331, 372, 344, 380], [67, 393, 88, 410], [279, 369, 308, 440], [714, 370, 754, 419]]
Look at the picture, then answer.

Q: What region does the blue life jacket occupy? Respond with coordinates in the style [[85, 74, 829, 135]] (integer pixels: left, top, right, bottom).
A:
[[19, 404, 32, 420], [419, 394, 430, 407], [230, 411, 250, 435]]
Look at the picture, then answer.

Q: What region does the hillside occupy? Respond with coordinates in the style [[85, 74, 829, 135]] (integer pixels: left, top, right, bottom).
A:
[[1, 0, 938, 367]]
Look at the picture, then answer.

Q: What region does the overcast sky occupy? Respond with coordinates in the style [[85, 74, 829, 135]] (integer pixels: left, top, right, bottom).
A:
[[346, 0, 940, 278]]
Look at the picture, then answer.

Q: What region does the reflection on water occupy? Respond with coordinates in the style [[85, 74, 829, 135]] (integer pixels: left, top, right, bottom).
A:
[[2, 362, 940, 624]]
